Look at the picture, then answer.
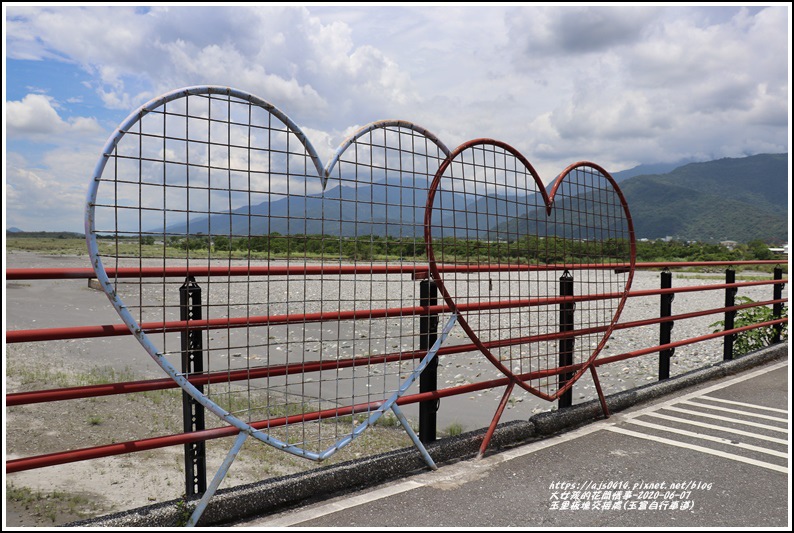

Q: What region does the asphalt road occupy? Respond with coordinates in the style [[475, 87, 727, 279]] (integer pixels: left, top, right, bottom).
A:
[[242, 358, 790, 528]]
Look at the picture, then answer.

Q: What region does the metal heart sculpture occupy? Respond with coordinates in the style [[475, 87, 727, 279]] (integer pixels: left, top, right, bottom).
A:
[[86, 86, 454, 524], [425, 139, 635, 410]]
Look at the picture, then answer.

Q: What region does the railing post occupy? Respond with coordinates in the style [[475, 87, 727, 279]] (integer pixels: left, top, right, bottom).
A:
[[723, 268, 737, 360], [772, 266, 783, 344], [558, 270, 574, 409], [659, 269, 675, 380], [180, 276, 207, 496], [419, 278, 439, 444]]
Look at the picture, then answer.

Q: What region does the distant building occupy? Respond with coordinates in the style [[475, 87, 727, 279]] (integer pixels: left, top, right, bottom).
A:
[[720, 240, 738, 250], [768, 243, 789, 256]]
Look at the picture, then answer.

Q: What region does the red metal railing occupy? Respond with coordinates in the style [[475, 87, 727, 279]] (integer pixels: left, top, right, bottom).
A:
[[5, 278, 782, 344], [5, 260, 788, 475]]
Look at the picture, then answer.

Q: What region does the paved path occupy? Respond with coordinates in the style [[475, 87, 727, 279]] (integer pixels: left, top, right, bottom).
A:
[[239, 358, 789, 528]]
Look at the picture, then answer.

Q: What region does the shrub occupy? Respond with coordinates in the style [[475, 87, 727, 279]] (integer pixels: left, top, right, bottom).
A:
[[711, 296, 788, 356]]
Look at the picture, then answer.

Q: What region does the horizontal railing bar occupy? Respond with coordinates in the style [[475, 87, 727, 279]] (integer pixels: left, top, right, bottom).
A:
[[594, 318, 789, 367], [5, 260, 786, 280], [6, 278, 786, 344], [611, 298, 788, 331], [626, 279, 786, 298], [6, 293, 624, 343]]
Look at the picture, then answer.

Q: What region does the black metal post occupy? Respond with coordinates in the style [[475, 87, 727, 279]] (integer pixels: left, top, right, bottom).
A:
[[558, 271, 574, 409], [419, 279, 439, 444], [180, 276, 207, 496], [723, 268, 737, 360], [659, 269, 675, 380], [772, 266, 783, 344]]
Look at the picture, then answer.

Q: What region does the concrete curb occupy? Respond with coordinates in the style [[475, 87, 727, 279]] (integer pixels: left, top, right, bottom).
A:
[[69, 342, 787, 527]]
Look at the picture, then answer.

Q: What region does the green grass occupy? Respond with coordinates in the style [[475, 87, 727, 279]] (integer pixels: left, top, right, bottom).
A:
[[374, 412, 401, 428], [6, 237, 88, 255], [6, 482, 104, 523], [6, 358, 173, 404], [18, 364, 136, 389], [443, 422, 465, 437], [174, 498, 194, 527]]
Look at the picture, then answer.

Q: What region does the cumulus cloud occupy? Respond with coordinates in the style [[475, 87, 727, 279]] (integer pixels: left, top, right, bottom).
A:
[[6, 94, 64, 135], [5, 150, 92, 232], [5, 94, 108, 232], [7, 93, 103, 138]]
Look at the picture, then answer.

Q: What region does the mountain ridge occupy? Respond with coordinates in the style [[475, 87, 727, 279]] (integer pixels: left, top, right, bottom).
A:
[[618, 153, 787, 242], [159, 152, 788, 244]]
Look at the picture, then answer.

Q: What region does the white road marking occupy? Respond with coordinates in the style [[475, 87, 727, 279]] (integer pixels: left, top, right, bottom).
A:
[[624, 418, 788, 458], [604, 426, 788, 474], [642, 412, 789, 445], [612, 360, 789, 473], [661, 406, 789, 433], [698, 395, 789, 414], [680, 399, 788, 422], [622, 360, 789, 419]]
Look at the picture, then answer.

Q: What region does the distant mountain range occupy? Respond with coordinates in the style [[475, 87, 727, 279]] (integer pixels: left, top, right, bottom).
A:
[[161, 177, 456, 238], [617, 153, 788, 243], [160, 153, 788, 244]]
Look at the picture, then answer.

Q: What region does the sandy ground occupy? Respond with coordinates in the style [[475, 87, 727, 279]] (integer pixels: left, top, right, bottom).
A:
[[4, 251, 779, 526]]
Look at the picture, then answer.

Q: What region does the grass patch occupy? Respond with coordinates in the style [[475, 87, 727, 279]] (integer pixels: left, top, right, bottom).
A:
[[711, 296, 788, 355], [374, 412, 401, 428], [174, 497, 194, 527], [6, 237, 88, 255], [443, 422, 465, 437], [6, 482, 105, 523], [6, 357, 176, 404]]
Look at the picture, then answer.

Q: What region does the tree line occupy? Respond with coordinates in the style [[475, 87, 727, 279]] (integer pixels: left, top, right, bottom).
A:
[[159, 233, 780, 263]]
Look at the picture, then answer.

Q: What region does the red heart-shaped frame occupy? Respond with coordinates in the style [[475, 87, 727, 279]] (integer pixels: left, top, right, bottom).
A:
[[425, 139, 635, 404]]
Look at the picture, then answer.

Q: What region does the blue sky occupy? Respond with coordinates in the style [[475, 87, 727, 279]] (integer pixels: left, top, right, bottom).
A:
[[3, 4, 791, 233]]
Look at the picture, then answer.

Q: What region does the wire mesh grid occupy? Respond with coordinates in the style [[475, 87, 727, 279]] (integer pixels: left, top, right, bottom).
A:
[[88, 88, 450, 458], [319, 121, 451, 444], [426, 141, 634, 400]]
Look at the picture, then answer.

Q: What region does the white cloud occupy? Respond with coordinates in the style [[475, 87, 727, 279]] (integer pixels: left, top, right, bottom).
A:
[[5, 150, 92, 233], [5, 94, 109, 232], [6, 94, 64, 135], [6, 94, 103, 138], [300, 126, 338, 165]]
